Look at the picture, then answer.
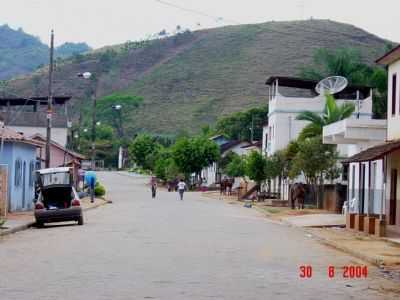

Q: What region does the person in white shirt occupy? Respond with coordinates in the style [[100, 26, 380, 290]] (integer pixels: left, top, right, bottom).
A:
[[177, 179, 186, 200]]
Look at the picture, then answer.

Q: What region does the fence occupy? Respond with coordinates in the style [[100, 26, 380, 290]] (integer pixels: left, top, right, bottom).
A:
[[0, 165, 8, 218]]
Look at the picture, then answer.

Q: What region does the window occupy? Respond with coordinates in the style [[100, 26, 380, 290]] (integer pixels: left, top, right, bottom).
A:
[[392, 73, 397, 116], [14, 159, 22, 187]]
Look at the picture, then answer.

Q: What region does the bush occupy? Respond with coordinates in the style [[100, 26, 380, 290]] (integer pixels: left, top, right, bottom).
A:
[[95, 182, 106, 197]]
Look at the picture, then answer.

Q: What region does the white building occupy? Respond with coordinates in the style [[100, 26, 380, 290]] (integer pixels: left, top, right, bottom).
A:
[[343, 45, 400, 237], [265, 76, 373, 157], [263, 76, 374, 200], [201, 135, 250, 187], [323, 118, 387, 217]]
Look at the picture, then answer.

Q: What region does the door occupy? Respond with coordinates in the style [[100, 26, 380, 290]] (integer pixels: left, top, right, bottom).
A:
[[22, 161, 26, 209], [389, 169, 397, 225]]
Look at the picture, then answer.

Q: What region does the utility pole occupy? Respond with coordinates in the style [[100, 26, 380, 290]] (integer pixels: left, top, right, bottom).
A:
[[45, 30, 54, 168], [91, 87, 97, 170]]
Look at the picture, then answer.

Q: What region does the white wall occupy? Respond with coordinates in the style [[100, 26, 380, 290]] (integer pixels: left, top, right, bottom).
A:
[[8, 126, 68, 147], [348, 160, 384, 215], [267, 92, 372, 157], [387, 59, 400, 140]]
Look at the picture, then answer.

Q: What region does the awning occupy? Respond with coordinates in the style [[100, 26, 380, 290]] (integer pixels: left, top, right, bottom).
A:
[[343, 139, 400, 163]]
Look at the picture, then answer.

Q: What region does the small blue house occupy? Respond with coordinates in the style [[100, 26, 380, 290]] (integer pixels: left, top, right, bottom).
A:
[[0, 125, 41, 211]]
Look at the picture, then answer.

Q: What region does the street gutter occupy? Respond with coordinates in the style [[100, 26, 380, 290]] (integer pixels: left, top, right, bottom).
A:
[[0, 199, 109, 238]]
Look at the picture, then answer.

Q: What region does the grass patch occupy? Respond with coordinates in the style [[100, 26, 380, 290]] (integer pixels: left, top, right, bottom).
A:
[[264, 207, 281, 214]]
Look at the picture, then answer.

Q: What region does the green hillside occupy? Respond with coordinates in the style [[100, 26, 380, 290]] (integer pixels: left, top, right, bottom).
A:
[[5, 19, 394, 135], [0, 24, 91, 80]]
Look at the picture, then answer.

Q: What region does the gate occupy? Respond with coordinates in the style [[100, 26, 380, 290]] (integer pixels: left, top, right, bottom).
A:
[[0, 165, 8, 218]]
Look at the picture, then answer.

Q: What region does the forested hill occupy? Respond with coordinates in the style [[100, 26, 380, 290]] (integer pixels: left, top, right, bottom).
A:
[[6, 19, 394, 135], [0, 24, 91, 80]]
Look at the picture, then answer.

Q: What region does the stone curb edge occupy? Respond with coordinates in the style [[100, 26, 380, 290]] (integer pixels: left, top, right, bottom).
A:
[[0, 200, 109, 238]]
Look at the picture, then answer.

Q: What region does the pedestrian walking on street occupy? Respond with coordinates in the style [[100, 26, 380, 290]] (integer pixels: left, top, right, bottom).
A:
[[177, 179, 186, 200], [150, 176, 157, 198]]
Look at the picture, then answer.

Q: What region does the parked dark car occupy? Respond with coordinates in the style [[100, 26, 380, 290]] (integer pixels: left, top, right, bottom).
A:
[[34, 167, 84, 227]]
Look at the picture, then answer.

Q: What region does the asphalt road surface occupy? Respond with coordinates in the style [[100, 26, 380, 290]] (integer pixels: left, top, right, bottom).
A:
[[0, 172, 399, 300]]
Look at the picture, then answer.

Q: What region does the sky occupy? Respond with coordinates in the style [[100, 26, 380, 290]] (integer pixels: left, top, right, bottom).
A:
[[0, 0, 399, 48]]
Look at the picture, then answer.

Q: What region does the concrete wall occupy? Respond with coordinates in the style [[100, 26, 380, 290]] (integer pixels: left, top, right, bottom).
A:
[[348, 160, 384, 215], [388, 59, 400, 140], [9, 126, 68, 146], [0, 142, 36, 211]]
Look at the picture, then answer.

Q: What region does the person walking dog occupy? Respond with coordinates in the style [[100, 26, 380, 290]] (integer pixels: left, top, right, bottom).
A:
[[177, 179, 186, 200]]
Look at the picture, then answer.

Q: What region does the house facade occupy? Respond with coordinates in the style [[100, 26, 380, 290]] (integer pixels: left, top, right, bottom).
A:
[[31, 134, 85, 188], [344, 45, 400, 236], [0, 124, 41, 211]]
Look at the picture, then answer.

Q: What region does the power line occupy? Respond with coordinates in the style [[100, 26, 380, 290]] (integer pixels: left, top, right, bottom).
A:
[[154, 0, 241, 25]]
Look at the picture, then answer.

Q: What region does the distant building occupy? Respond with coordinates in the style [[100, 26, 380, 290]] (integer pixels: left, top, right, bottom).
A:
[[0, 123, 41, 211], [201, 136, 250, 186], [0, 96, 71, 146]]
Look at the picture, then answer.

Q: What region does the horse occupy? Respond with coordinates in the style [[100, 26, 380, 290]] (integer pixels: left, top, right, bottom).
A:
[[290, 183, 306, 209]]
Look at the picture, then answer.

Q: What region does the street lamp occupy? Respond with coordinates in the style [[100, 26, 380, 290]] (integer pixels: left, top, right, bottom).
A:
[[77, 71, 97, 170]]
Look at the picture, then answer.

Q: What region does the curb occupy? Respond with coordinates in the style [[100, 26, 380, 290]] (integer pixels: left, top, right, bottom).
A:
[[0, 200, 109, 238], [305, 228, 385, 267], [252, 205, 388, 267], [0, 221, 36, 237]]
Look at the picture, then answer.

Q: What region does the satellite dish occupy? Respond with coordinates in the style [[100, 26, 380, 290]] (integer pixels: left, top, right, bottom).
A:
[[315, 76, 348, 95]]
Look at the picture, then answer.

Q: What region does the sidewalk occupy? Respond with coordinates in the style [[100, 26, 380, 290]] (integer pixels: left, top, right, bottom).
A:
[[0, 197, 108, 237], [201, 190, 400, 270]]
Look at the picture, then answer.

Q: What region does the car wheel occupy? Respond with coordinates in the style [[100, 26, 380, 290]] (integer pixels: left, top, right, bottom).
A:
[[77, 216, 84, 226], [36, 221, 44, 228]]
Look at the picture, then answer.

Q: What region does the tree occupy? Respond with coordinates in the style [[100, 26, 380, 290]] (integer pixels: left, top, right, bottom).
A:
[[296, 94, 355, 140], [225, 155, 246, 178], [300, 47, 389, 119], [289, 137, 338, 208], [215, 106, 268, 141], [244, 151, 268, 190], [219, 151, 238, 173], [128, 134, 160, 170], [171, 136, 220, 179]]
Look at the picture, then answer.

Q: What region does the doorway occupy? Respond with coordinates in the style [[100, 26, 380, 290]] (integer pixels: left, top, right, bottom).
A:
[[389, 169, 397, 225]]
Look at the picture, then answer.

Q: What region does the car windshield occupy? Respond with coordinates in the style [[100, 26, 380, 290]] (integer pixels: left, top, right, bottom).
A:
[[40, 172, 71, 187]]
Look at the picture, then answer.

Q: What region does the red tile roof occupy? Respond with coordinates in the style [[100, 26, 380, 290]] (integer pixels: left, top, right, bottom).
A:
[[343, 139, 400, 163], [30, 133, 86, 160], [376, 44, 400, 65], [0, 125, 43, 147]]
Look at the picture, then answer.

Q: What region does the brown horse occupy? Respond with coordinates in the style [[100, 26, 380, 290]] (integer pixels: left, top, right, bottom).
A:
[[220, 177, 234, 196], [290, 183, 306, 209]]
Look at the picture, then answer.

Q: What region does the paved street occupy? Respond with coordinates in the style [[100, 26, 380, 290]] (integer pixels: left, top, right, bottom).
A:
[[0, 172, 399, 300]]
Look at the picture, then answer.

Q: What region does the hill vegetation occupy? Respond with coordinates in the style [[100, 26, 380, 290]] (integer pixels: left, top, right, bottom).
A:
[[4, 19, 394, 136], [0, 24, 91, 80]]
